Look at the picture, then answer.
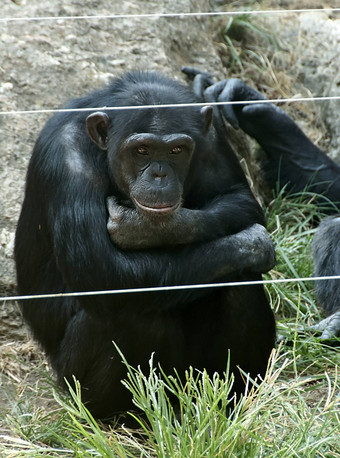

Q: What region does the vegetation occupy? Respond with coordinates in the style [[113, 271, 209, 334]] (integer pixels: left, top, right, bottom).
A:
[[1, 192, 339, 457]]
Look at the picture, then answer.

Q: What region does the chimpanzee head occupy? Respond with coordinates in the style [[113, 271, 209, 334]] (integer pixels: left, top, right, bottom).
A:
[[86, 76, 213, 217]]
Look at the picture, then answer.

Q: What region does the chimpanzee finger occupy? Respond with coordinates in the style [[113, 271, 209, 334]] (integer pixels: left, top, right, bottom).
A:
[[217, 79, 266, 129], [106, 195, 120, 219], [181, 66, 213, 81], [181, 66, 215, 98], [204, 80, 240, 128]]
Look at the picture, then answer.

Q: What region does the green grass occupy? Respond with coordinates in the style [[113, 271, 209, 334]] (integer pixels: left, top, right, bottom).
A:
[[1, 193, 339, 456], [221, 12, 281, 73], [1, 349, 339, 456]]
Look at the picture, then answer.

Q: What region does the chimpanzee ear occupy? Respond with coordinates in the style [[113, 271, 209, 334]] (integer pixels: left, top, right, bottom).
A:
[[200, 105, 213, 135], [86, 112, 110, 150]]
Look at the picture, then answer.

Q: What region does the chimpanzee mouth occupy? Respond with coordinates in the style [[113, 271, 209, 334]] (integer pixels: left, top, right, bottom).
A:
[[133, 198, 180, 215]]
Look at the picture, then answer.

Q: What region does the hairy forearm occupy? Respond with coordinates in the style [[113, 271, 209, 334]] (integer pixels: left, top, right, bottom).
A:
[[107, 195, 263, 250]]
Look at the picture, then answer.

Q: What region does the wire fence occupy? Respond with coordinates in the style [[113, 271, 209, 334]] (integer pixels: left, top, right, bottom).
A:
[[1, 7, 340, 23], [1, 275, 340, 303], [1, 95, 340, 117], [1, 5, 339, 304]]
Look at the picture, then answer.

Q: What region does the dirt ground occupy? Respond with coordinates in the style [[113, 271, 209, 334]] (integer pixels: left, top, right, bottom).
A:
[[0, 0, 339, 430]]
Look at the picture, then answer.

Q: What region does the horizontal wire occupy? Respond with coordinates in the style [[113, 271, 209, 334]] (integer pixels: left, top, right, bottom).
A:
[[1, 9, 339, 303], [1, 99, 339, 302], [1, 95, 339, 117], [0, 10, 338, 304], [1, 8, 339, 23], [1, 275, 340, 303]]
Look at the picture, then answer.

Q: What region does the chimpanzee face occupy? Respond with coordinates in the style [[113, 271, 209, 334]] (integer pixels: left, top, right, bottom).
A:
[[86, 106, 212, 217], [112, 132, 195, 215]]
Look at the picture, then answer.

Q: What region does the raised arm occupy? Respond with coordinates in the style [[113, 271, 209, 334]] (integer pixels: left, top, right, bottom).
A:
[[183, 69, 340, 209]]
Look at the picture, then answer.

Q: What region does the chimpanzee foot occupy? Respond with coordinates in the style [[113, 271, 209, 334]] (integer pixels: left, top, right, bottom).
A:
[[311, 311, 340, 340]]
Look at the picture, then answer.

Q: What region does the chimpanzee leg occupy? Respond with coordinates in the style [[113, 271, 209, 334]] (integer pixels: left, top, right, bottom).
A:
[[312, 216, 340, 339]]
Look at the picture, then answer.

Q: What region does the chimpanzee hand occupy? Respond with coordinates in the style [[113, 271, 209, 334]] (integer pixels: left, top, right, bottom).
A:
[[204, 78, 267, 130], [107, 196, 199, 250], [206, 79, 299, 145], [228, 222, 276, 274], [107, 196, 211, 250], [107, 196, 155, 250], [182, 67, 292, 143]]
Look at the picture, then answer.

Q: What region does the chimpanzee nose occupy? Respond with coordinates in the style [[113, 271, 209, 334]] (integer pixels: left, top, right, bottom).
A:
[[152, 163, 167, 179]]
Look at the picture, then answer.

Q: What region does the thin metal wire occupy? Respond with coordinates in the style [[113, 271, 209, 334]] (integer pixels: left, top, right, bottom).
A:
[[1, 95, 339, 117], [1, 8, 339, 304], [1, 8, 339, 23], [1, 275, 339, 302]]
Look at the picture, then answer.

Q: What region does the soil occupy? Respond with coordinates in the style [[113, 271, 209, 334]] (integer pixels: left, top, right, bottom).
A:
[[0, 0, 339, 433]]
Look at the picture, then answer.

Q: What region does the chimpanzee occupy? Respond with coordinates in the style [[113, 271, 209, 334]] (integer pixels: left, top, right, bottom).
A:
[[182, 67, 340, 339], [15, 70, 276, 420]]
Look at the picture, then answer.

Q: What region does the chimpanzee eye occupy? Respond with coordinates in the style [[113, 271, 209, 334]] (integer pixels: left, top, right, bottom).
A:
[[137, 145, 149, 155], [170, 146, 183, 154]]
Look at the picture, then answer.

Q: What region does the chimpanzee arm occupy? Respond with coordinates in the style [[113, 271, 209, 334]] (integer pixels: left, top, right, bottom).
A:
[[42, 166, 273, 313], [107, 187, 264, 250], [51, 185, 274, 303], [201, 76, 340, 209]]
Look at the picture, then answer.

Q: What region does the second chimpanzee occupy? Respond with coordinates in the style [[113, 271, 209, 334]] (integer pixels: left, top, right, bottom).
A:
[[15, 71, 276, 420]]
